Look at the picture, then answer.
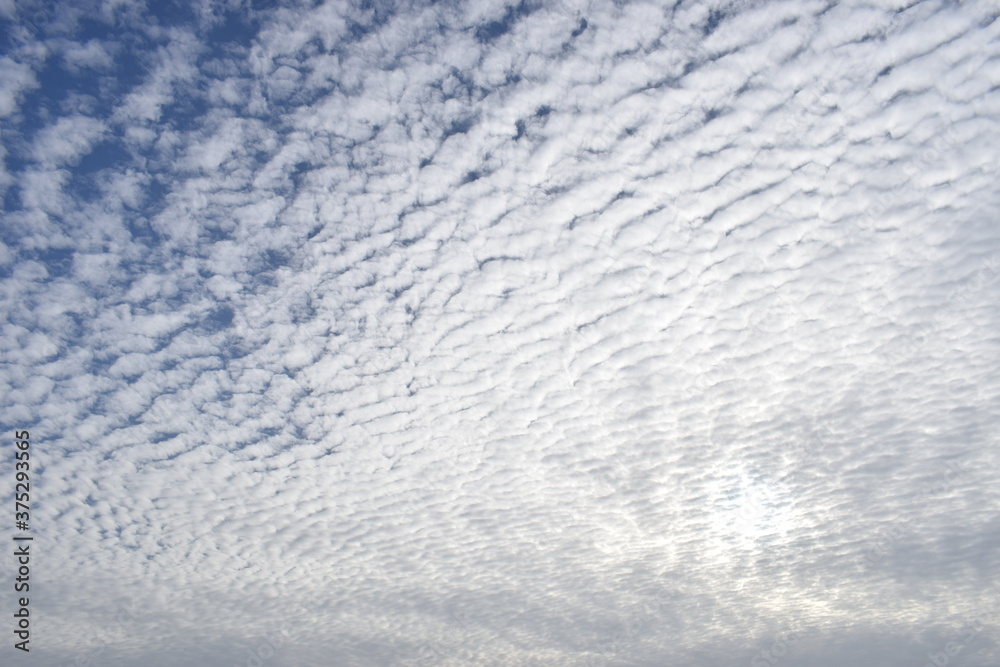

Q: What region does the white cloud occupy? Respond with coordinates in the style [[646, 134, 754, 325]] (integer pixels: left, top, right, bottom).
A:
[[62, 38, 114, 71], [0, 55, 38, 117], [30, 114, 107, 168]]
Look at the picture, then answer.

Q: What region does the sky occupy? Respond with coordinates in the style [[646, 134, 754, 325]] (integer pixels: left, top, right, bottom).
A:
[[1, 0, 999, 665]]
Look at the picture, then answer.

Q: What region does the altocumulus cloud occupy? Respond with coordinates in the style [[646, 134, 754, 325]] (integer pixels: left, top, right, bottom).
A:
[[1, 0, 999, 665]]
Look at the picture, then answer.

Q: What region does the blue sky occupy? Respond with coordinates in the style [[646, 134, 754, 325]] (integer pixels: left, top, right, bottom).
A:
[[1, 0, 999, 665]]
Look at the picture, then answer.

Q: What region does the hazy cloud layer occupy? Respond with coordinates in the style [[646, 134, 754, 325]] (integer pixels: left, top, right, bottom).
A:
[[1, 0, 999, 665]]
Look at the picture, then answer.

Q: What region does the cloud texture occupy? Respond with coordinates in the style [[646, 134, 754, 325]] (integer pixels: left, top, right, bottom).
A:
[[1, 0, 999, 665]]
